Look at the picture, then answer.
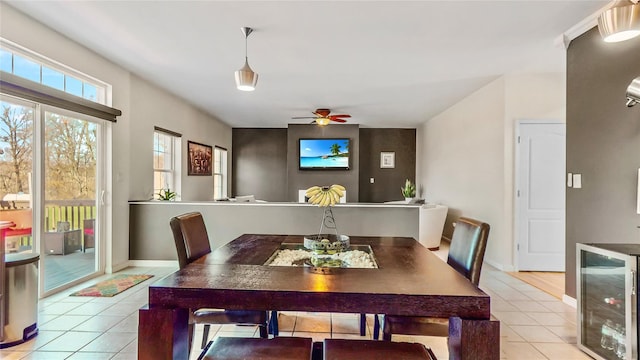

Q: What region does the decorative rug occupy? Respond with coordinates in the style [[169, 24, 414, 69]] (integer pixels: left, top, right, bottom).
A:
[[70, 274, 153, 297]]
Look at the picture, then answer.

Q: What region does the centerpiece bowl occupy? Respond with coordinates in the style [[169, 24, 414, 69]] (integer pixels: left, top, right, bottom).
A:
[[303, 234, 350, 254]]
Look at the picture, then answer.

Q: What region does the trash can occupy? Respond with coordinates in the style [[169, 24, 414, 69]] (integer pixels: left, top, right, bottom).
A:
[[0, 252, 39, 348], [418, 204, 448, 250]]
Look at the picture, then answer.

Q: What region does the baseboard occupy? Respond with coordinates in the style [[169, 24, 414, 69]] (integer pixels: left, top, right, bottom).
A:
[[562, 294, 577, 308], [109, 261, 130, 273], [127, 260, 178, 267], [485, 258, 515, 272]]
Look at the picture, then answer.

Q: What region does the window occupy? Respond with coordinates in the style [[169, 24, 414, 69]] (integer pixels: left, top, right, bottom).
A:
[[214, 147, 227, 200], [153, 129, 181, 198], [0, 39, 106, 104]]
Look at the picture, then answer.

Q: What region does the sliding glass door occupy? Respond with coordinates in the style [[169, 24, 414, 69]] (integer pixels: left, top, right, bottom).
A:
[[1, 94, 105, 294], [42, 107, 101, 293]]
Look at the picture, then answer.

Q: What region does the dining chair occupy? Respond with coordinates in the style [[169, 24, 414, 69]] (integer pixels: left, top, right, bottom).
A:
[[198, 336, 313, 360], [83, 218, 95, 252], [323, 339, 437, 360], [170, 212, 271, 350], [379, 217, 490, 341]]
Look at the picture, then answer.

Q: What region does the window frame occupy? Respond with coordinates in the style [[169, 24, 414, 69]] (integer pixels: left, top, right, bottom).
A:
[[213, 146, 228, 200], [153, 128, 182, 199], [1, 38, 109, 105]]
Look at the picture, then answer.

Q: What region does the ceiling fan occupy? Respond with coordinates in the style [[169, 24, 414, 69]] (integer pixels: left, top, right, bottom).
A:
[[292, 108, 351, 126]]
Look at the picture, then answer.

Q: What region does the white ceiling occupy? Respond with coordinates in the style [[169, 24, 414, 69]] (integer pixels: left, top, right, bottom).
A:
[[6, 1, 606, 128]]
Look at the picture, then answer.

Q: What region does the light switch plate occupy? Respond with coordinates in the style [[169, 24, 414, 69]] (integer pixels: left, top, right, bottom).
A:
[[567, 173, 573, 187], [573, 174, 582, 189], [370, 177, 375, 184]]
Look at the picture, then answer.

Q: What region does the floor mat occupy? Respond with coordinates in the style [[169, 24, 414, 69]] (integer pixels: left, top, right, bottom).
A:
[[70, 274, 153, 297]]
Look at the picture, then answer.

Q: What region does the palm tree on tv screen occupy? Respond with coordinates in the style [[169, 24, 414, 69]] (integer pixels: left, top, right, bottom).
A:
[[330, 143, 341, 156]]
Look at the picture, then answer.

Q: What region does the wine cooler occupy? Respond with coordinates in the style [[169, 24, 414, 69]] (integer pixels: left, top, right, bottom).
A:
[[578, 243, 639, 360]]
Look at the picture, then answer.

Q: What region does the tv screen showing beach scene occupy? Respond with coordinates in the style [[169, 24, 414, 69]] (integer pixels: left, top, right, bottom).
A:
[[299, 138, 350, 170]]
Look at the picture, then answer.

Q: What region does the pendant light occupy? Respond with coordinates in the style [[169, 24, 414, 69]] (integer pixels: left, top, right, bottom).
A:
[[234, 27, 258, 91], [598, 0, 640, 43]]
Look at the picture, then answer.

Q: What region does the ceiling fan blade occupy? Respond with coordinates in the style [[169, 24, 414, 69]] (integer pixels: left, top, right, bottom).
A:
[[292, 116, 318, 119], [314, 109, 331, 117], [330, 118, 347, 123], [329, 114, 351, 119]]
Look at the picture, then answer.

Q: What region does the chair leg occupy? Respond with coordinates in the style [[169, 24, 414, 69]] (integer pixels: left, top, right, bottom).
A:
[[373, 314, 380, 340], [359, 313, 366, 336], [201, 324, 210, 349], [269, 310, 279, 336], [259, 324, 268, 338], [382, 316, 392, 341], [188, 323, 195, 354]]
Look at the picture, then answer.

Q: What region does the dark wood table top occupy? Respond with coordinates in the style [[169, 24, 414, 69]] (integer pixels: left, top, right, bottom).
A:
[[149, 234, 490, 319]]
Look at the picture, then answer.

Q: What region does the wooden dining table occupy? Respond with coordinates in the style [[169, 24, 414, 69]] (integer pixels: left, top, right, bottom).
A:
[[138, 234, 499, 360]]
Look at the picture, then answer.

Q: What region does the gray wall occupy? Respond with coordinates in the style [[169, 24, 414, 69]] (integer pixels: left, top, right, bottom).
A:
[[359, 128, 416, 202], [287, 124, 360, 202], [130, 202, 419, 260], [232, 128, 288, 201], [566, 28, 640, 297]]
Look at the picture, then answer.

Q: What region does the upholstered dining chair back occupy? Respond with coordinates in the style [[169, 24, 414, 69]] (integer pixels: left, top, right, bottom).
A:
[[169, 212, 271, 350], [379, 217, 491, 341], [446, 217, 490, 286], [170, 212, 212, 269]]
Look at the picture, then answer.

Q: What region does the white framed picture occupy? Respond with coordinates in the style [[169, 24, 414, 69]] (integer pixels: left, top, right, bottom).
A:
[[380, 152, 395, 168]]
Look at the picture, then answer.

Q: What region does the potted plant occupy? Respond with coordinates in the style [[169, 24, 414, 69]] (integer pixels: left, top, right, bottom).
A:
[[157, 188, 177, 201], [401, 179, 416, 202]]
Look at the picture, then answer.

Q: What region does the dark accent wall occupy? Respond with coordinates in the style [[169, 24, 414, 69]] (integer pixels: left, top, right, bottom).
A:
[[359, 128, 416, 202], [287, 124, 360, 202], [566, 28, 640, 298], [232, 128, 288, 201]]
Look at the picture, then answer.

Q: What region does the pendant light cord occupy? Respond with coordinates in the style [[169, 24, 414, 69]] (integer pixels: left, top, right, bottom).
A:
[[245, 33, 249, 61]]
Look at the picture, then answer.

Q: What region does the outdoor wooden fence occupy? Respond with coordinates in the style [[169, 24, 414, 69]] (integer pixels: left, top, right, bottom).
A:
[[44, 200, 96, 231]]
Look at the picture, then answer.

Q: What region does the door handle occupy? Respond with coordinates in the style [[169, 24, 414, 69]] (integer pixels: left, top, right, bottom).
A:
[[100, 190, 105, 206], [632, 270, 636, 296]]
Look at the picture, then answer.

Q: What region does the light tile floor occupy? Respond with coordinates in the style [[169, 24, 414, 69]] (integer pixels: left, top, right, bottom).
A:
[[1, 244, 591, 359]]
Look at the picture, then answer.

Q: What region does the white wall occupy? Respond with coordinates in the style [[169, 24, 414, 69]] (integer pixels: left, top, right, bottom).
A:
[[417, 73, 565, 271], [0, 4, 232, 272], [417, 77, 507, 268]]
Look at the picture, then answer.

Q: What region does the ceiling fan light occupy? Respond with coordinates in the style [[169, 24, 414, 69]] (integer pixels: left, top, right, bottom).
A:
[[234, 59, 258, 91], [316, 117, 330, 126], [598, 1, 640, 43]]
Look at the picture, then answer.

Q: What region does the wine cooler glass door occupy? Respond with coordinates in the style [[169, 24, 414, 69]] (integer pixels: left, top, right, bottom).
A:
[[578, 244, 637, 360]]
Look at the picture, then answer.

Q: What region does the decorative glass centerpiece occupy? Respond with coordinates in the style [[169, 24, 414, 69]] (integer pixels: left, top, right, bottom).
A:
[[303, 184, 350, 265]]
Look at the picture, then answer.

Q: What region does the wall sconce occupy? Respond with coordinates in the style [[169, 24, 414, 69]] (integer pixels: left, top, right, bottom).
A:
[[626, 76, 640, 107]]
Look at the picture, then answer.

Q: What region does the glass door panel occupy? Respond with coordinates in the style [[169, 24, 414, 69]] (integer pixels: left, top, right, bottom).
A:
[[43, 109, 99, 292], [579, 249, 628, 360], [0, 97, 35, 254]]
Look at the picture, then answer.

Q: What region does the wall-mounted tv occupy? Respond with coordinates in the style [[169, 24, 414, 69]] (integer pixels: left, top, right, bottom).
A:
[[299, 138, 350, 170]]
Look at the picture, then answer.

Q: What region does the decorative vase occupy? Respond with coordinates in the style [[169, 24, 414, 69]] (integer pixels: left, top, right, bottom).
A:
[[405, 197, 414, 203]]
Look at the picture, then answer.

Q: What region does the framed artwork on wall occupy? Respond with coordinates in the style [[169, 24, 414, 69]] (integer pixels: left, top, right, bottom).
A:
[[187, 141, 213, 176], [380, 152, 395, 168]]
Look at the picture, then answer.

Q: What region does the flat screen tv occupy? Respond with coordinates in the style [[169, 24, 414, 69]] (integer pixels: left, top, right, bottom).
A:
[[299, 138, 350, 170]]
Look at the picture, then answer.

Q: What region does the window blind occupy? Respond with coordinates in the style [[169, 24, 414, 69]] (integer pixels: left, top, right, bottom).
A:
[[0, 72, 121, 122]]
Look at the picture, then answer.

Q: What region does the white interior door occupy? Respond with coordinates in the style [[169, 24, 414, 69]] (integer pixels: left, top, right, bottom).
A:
[[516, 122, 566, 271]]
